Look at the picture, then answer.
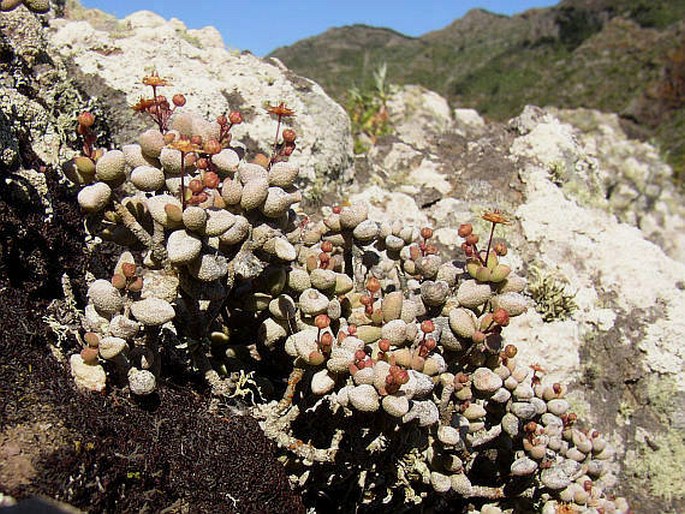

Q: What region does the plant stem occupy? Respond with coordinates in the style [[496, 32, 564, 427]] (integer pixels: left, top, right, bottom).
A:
[[271, 115, 282, 160], [180, 151, 186, 210], [484, 222, 496, 264]]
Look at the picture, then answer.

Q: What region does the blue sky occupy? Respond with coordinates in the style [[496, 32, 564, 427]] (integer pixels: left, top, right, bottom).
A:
[[80, 1, 559, 56]]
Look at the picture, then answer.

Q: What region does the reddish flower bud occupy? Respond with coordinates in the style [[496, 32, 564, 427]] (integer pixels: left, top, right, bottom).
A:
[[319, 332, 333, 348], [347, 324, 357, 336], [354, 349, 366, 362], [121, 262, 137, 279], [465, 234, 479, 246], [321, 240, 333, 253], [228, 111, 243, 124], [163, 132, 176, 144], [331, 205, 342, 214], [196, 157, 210, 169], [172, 94, 186, 107], [318, 252, 330, 267], [553, 383, 562, 395], [365, 305, 374, 316], [283, 144, 295, 157], [378, 339, 391, 353], [472, 330, 486, 344], [77, 111, 95, 128], [111, 273, 126, 290], [216, 114, 228, 126], [84, 332, 100, 348], [420, 319, 435, 334], [127, 276, 144, 293], [424, 337, 437, 351], [359, 294, 372, 306], [494, 241, 508, 256], [188, 179, 204, 194], [203, 139, 222, 155], [314, 314, 331, 330], [457, 223, 473, 238], [396, 369, 409, 385], [203, 171, 220, 189], [282, 128, 297, 143], [80, 347, 99, 364], [492, 308, 510, 326], [503, 344, 518, 359], [420, 227, 433, 240], [366, 276, 381, 293]]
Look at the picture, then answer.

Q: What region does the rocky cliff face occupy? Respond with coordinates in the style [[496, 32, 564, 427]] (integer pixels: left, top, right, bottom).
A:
[[2, 2, 685, 513]]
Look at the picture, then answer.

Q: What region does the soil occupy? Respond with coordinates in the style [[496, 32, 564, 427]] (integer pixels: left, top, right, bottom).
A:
[[0, 169, 304, 514]]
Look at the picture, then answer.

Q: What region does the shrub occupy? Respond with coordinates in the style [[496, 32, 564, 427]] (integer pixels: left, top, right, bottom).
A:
[[58, 73, 629, 513]]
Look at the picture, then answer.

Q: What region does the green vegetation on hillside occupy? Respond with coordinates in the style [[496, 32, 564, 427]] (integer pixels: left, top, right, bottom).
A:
[[270, 0, 685, 182]]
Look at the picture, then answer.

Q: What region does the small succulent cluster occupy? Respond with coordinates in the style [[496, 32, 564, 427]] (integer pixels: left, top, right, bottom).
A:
[[0, 0, 49, 14], [528, 266, 578, 322], [60, 73, 627, 512]]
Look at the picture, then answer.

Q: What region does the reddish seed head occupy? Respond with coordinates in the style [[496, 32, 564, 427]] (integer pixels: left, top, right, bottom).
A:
[[188, 179, 204, 194], [172, 93, 186, 107], [420, 227, 433, 240], [457, 223, 473, 238], [494, 241, 508, 256], [314, 314, 330, 329], [216, 114, 227, 126], [321, 240, 333, 253], [378, 339, 391, 352], [203, 171, 220, 189], [524, 421, 538, 433], [492, 308, 510, 326], [359, 294, 372, 306], [366, 276, 381, 293], [228, 111, 243, 124], [282, 128, 297, 143], [78, 111, 95, 128], [420, 319, 435, 334], [332, 205, 342, 214], [196, 157, 210, 170]]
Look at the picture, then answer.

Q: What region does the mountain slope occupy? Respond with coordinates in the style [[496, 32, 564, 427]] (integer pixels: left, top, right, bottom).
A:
[[270, 1, 685, 178]]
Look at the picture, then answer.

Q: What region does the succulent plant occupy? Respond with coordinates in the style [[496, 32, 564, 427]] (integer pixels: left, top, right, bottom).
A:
[[59, 73, 628, 513]]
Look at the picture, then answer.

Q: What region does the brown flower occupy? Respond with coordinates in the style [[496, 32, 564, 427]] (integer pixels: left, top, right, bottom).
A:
[[168, 138, 200, 154], [482, 210, 510, 225], [266, 102, 295, 118], [131, 97, 156, 112], [142, 72, 169, 87]]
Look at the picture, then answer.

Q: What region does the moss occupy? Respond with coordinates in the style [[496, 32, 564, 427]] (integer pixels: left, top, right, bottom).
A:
[[527, 265, 577, 322], [626, 429, 685, 502]]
